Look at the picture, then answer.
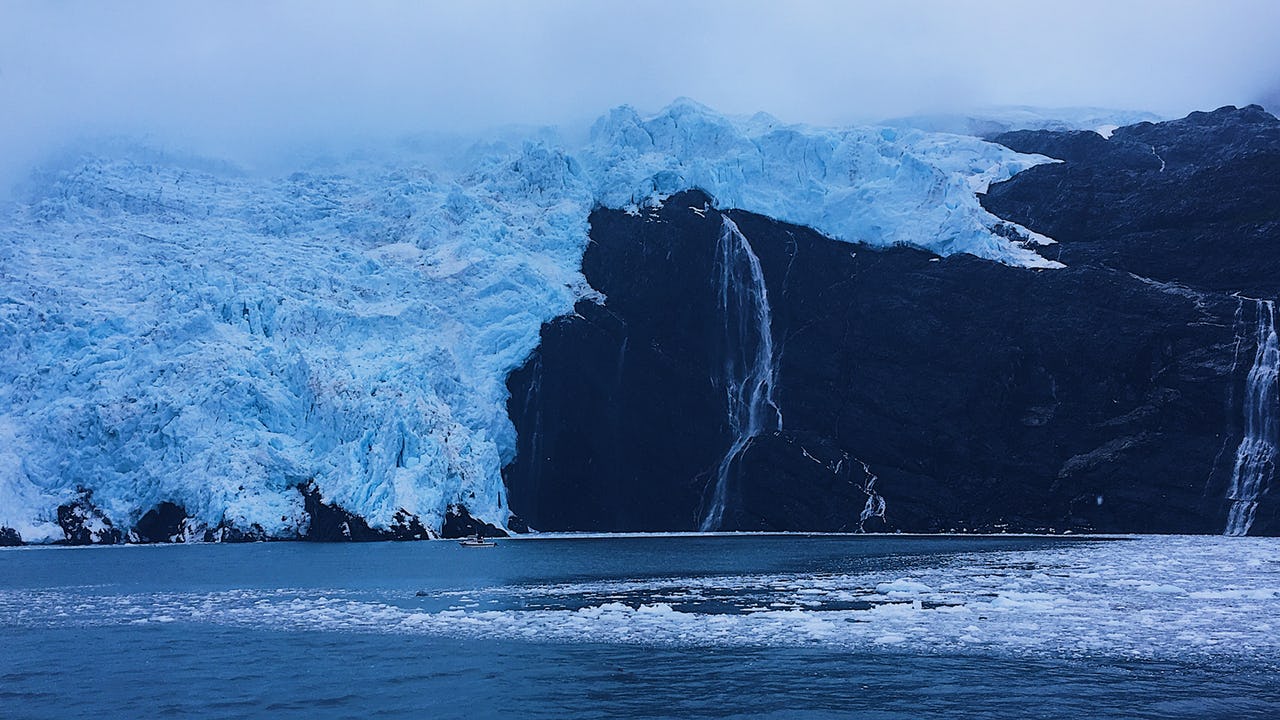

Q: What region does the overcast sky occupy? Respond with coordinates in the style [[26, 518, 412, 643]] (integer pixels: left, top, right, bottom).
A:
[[2, 0, 1279, 183]]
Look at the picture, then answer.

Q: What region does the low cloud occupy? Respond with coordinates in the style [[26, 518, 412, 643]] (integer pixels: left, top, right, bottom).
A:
[[2, 0, 1278, 187]]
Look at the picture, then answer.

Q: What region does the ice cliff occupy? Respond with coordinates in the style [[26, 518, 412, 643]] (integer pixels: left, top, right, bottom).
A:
[[0, 100, 1057, 542]]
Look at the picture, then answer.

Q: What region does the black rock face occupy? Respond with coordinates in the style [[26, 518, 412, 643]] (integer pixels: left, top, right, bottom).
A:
[[440, 505, 508, 539], [0, 527, 21, 546], [504, 107, 1280, 536], [299, 481, 389, 541], [297, 482, 435, 541], [131, 501, 188, 543], [984, 105, 1280, 298], [505, 198, 733, 531], [56, 492, 123, 545]]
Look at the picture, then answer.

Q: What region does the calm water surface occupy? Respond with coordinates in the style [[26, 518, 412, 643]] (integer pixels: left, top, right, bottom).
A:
[[2, 535, 1277, 719]]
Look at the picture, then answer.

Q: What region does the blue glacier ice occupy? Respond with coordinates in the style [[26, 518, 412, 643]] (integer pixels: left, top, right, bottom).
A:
[[584, 99, 1060, 266], [0, 101, 1059, 542]]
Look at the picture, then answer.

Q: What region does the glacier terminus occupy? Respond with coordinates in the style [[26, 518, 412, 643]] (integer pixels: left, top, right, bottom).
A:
[[0, 100, 1063, 543]]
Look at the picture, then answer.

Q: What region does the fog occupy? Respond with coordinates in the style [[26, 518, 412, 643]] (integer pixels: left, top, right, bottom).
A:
[[2, 0, 1279, 186]]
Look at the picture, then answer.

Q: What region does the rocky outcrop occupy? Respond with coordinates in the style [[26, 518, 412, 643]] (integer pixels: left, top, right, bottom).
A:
[[56, 491, 123, 545], [505, 106, 1280, 538], [980, 105, 1280, 534], [441, 505, 508, 539], [983, 105, 1280, 298], [297, 482, 435, 541], [130, 502, 188, 543]]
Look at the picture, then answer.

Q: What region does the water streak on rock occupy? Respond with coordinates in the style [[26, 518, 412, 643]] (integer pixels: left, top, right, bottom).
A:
[[1225, 298, 1279, 536], [700, 216, 781, 531]]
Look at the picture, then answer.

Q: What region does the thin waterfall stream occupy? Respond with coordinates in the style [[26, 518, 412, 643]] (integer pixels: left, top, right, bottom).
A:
[[1224, 298, 1279, 536], [700, 216, 782, 531]]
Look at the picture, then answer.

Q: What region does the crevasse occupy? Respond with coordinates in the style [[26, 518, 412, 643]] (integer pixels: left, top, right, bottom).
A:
[[0, 100, 1058, 541]]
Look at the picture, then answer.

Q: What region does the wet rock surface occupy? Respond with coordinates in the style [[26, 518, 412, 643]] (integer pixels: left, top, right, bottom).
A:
[[983, 104, 1280, 297], [441, 504, 508, 539], [505, 107, 1279, 535], [298, 482, 436, 541], [131, 502, 189, 544], [56, 492, 123, 545]]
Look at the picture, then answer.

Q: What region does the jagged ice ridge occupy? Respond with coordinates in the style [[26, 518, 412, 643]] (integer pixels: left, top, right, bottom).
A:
[[0, 100, 1059, 542]]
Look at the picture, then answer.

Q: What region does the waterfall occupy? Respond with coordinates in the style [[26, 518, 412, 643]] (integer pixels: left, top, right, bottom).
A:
[[1224, 298, 1279, 536], [700, 216, 781, 531], [855, 458, 886, 532], [523, 354, 544, 490]]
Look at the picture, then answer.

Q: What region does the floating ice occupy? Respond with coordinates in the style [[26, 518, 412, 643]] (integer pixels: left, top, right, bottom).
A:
[[2, 537, 1278, 663], [875, 579, 934, 596]]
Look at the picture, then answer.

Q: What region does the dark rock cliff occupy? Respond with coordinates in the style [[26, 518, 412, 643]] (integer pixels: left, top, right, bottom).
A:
[[983, 104, 1280, 297], [504, 105, 1280, 536]]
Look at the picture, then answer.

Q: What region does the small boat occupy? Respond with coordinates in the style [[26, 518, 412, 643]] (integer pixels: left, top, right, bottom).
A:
[[458, 534, 497, 548]]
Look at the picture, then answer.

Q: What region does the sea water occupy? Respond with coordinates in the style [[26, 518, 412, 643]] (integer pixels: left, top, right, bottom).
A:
[[2, 535, 1278, 719]]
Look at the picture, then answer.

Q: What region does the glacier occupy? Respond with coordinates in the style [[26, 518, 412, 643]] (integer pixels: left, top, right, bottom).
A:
[[882, 105, 1166, 139], [0, 100, 1060, 542]]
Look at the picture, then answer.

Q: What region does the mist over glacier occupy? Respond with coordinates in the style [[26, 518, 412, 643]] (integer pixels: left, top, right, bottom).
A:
[[0, 100, 1088, 541], [5, 1, 1279, 190]]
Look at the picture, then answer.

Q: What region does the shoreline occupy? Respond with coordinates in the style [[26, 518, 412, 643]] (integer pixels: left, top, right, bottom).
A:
[[0, 531, 1190, 551]]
